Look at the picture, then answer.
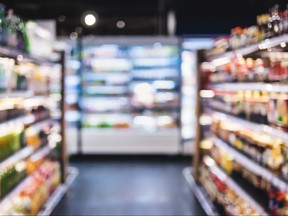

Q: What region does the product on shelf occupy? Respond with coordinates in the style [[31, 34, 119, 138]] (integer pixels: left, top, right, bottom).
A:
[[210, 90, 288, 129], [199, 158, 262, 215], [0, 161, 27, 199], [0, 125, 23, 160], [208, 4, 288, 56], [209, 54, 288, 83], [0, 4, 30, 53], [206, 138, 288, 215], [211, 119, 288, 173], [82, 113, 131, 129], [196, 4, 288, 216], [0, 160, 61, 215]]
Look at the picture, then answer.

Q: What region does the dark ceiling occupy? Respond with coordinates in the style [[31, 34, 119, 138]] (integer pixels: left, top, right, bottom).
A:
[[2, 0, 287, 36]]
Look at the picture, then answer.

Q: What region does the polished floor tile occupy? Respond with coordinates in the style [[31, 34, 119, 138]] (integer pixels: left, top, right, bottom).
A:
[[52, 156, 205, 216]]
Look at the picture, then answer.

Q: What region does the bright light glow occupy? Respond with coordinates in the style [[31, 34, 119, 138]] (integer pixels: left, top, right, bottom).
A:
[[85, 14, 97, 26], [199, 115, 212, 126], [200, 140, 214, 150], [26, 21, 37, 29], [15, 161, 26, 172], [281, 42, 286, 48], [266, 84, 273, 91], [153, 81, 175, 89], [157, 116, 173, 126], [200, 90, 215, 98], [70, 32, 78, 40], [212, 57, 230, 67], [204, 156, 215, 167], [116, 20, 125, 29], [17, 55, 23, 62], [153, 42, 162, 48]]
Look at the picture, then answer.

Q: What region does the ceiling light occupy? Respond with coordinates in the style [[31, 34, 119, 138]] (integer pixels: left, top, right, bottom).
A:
[[85, 14, 96, 26], [81, 11, 98, 27], [70, 32, 78, 40], [116, 20, 125, 29]]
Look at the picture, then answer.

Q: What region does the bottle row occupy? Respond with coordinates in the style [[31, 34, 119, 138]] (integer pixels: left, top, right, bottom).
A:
[[0, 160, 61, 215], [210, 90, 288, 130], [82, 113, 177, 130], [211, 119, 288, 176], [0, 120, 56, 163], [209, 141, 288, 215], [209, 56, 288, 83], [0, 3, 30, 53], [82, 46, 178, 59], [0, 100, 49, 124], [0, 57, 51, 94], [199, 160, 261, 215], [209, 4, 288, 55]]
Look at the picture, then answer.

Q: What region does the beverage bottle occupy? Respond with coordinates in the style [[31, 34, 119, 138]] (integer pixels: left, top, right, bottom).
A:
[[16, 17, 30, 53], [0, 4, 7, 46], [272, 4, 281, 36], [6, 10, 17, 48], [267, 8, 275, 38], [283, 4, 288, 33]]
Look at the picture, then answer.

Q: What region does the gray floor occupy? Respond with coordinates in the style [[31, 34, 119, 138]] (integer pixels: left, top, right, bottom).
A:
[[52, 156, 205, 216]]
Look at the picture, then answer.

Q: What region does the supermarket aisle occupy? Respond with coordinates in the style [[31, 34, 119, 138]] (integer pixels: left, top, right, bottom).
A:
[[52, 156, 204, 216]]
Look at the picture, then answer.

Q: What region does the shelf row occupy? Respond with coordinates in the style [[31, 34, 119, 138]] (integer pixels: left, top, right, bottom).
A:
[[211, 111, 288, 143], [209, 83, 288, 93], [202, 155, 268, 215], [207, 34, 288, 62], [212, 136, 288, 191]]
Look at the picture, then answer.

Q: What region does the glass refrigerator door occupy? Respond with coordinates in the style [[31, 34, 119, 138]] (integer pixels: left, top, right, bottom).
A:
[[181, 38, 213, 154]]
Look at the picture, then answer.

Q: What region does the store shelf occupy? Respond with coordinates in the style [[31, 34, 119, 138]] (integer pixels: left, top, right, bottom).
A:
[[81, 128, 180, 154], [183, 167, 220, 216], [0, 46, 51, 65], [212, 111, 288, 143], [29, 146, 51, 162], [0, 114, 35, 128], [209, 82, 288, 93], [28, 118, 52, 131], [212, 136, 288, 191], [207, 34, 288, 61], [0, 175, 33, 205], [0, 146, 34, 170], [0, 166, 78, 216], [203, 156, 268, 216], [132, 105, 179, 112], [0, 90, 34, 98], [38, 166, 79, 216], [83, 110, 130, 114], [82, 70, 130, 74]]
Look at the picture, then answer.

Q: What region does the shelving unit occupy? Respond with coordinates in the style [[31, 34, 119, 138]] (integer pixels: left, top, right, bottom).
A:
[[186, 29, 288, 215], [74, 36, 181, 154], [0, 45, 73, 215]]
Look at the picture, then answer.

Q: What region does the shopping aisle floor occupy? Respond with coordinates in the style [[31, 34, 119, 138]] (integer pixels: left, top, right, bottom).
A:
[[52, 156, 205, 216]]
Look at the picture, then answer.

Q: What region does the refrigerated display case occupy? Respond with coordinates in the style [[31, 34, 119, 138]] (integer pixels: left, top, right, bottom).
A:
[[180, 38, 213, 154], [78, 36, 181, 154]]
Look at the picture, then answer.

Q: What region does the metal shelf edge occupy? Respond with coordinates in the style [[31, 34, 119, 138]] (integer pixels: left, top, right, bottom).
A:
[[183, 167, 220, 216]]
